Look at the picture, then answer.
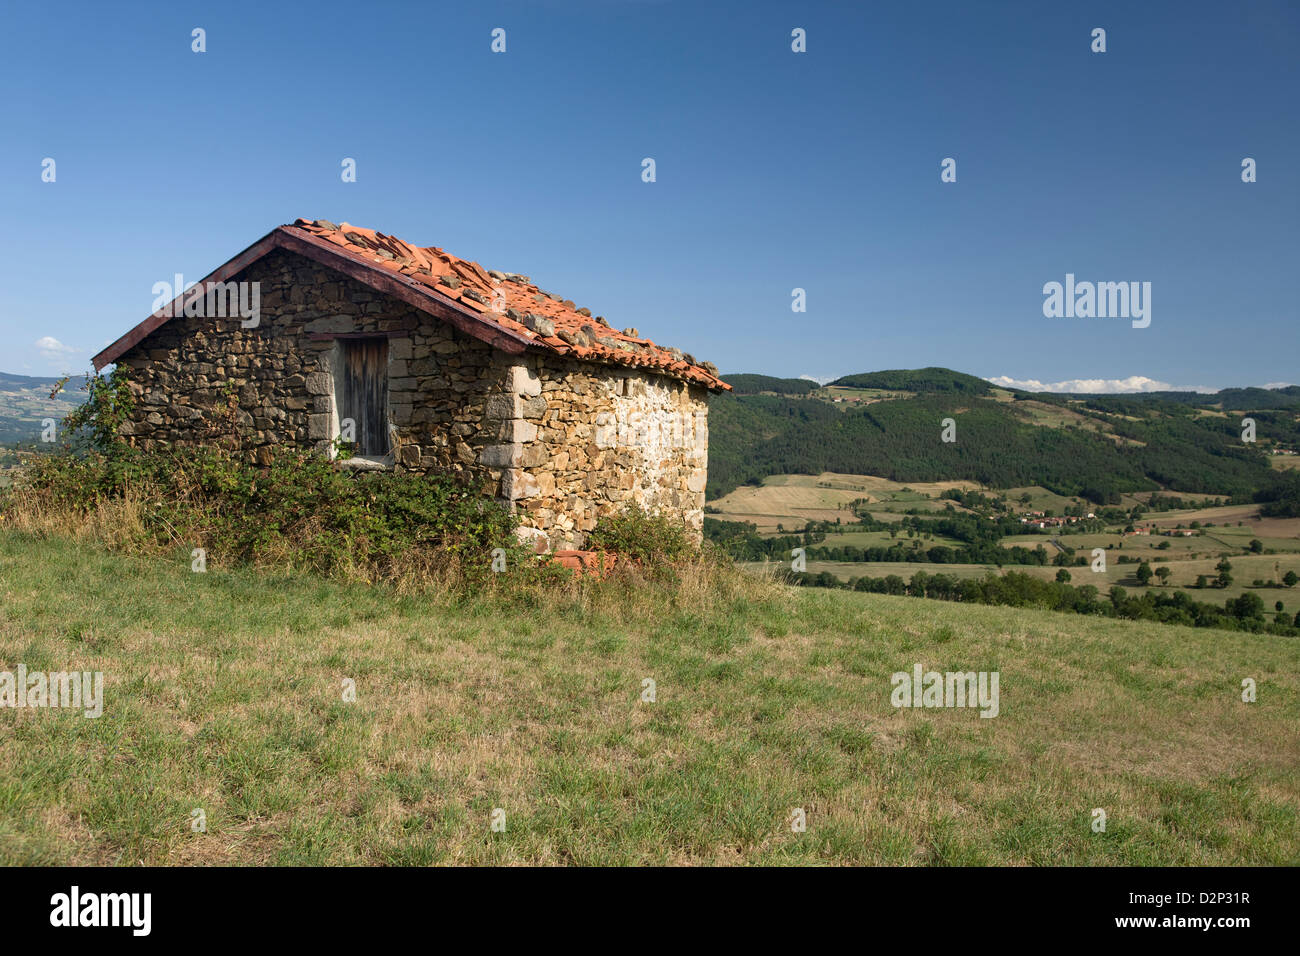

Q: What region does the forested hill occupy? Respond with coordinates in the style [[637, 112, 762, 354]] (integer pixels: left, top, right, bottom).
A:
[[721, 374, 820, 396], [707, 368, 1300, 502], [830, 367, 992, 394]]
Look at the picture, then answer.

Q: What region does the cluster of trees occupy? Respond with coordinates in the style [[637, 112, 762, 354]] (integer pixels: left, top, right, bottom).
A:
[[702, 517, 828, 562], [708, 510, 1128, 570], [706, 394, 843, 497], [705, 512, 1059, 567], [1256, 471, 1300, 518], [789, 570, 1298, 636], [809, 541, 1054, 566], [938, 488, 1007, 511], [1143, 493, 1225, 513]]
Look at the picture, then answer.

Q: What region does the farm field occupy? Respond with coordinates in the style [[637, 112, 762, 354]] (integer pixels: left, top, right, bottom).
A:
[[713, 476, 1240, 529], [1001, 486, 1095, 514], [1, 532, 1296, 866], [713, 473, 1300, 605], [1143, 503, 1297, 530], [1000, 528, 1300, 555], [1000, 533, 1212, 554], [710, 473, 980, 529], [817, 529, 967, 550], [813, 385, 914, 406], [1003, 487, 1224, 514]]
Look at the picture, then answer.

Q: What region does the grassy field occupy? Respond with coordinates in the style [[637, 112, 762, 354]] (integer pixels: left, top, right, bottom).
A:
[[1007, 400, 1141, 447], [815, 529, 967, 549], [1, 531, 1297, 865]]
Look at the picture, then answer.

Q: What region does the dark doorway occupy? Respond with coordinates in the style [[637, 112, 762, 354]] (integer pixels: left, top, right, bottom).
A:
[[338, 338, 389, 457]]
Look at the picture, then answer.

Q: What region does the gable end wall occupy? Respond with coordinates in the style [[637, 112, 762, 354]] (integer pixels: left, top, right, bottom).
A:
[[115, 248, 709, 547]]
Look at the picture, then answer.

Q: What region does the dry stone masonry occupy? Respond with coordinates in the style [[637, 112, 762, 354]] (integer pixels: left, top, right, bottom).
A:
[[94, 222, 728, 550]]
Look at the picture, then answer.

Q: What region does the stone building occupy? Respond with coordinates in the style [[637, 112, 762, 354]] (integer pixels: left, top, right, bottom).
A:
[[92, 219, 729, 549]]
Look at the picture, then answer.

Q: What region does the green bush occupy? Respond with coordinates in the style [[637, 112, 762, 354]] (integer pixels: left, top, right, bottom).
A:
[[60, 365, 135, 455], [12, 445, 538, 582], [587, 504, 694, 566]]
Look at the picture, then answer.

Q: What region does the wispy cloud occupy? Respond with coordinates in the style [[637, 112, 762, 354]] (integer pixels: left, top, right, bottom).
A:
[[985, 374, 1217, 394], [35, 336, 76, 359], [799, 374, 834, 385]]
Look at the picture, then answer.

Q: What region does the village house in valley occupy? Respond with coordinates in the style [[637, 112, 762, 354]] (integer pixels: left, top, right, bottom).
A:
[[92, 219, 729, 549]]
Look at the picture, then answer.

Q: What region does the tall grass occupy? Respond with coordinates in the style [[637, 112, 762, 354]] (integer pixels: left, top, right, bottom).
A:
[[0, 445, 775, 606]]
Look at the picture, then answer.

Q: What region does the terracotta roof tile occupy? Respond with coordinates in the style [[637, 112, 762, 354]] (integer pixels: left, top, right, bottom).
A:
[[286, 218, 728, 391], [548, 550, 618, 575]]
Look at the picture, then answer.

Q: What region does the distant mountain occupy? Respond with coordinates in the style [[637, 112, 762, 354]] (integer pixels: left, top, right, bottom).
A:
[[720, 374, 819, 396], [0, 372, 86, 445], [708, 367, 1300, 501], [1118, 386, 1300, 411], [829, 367, 994, 395], [0, 372, 73, 390]]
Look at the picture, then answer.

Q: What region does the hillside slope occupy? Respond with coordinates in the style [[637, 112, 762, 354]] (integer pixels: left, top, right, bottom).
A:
[[0, 372, 84, 445], [708, 368, 1300, 500], [1, 533, 1295, 865]]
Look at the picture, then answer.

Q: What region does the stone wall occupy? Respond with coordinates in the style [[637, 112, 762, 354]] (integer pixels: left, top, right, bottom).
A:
[[116, 248, 710, 547], [491, 356, 710, 548]]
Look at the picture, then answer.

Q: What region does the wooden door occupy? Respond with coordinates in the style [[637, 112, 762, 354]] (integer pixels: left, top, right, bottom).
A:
[[339, 338, 389, 457]]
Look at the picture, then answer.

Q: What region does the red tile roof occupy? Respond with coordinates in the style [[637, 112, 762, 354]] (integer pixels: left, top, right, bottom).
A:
[[93, 218, 729, 391]]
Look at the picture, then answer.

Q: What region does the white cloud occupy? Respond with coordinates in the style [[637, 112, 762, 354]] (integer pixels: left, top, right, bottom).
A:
[[35, 336, 76, 358], [985, 374, 1217, 394], [1262, 382, 1297, 390], [799, 374, 834, 385]]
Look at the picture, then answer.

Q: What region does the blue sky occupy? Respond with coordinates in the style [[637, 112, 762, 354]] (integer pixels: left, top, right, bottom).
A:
[[1, 0, 1296, 391]]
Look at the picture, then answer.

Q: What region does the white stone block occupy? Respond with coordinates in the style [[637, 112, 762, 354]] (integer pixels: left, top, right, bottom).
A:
[[501, 468, 540, 500], [499, 419, 538, 443], [506, 364, 542, 397]]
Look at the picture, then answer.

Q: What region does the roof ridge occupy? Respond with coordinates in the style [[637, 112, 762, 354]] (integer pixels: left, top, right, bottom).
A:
[[286, 218, 726, 390], [91, 220, 728, 393]]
